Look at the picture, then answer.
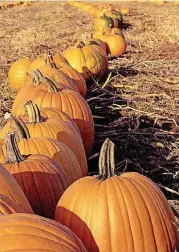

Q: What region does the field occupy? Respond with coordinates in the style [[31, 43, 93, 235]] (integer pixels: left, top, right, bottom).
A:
[[0, 1, 179, 221]]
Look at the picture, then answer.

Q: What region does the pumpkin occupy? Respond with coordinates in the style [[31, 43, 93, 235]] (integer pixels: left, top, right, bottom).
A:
[[94, 28, 126, 57], [0, 163, 33, 213], [0, 194, 25, 215], [12, 102, 88, 173], [29, 52, 69, 70], [27, 68, 79, 93], [3, 133, 69, 218], [11, 70, 79, 117], [0, 214, 87, 252], [94, 14, 114, 32], [55, 139, 179, 252], [8, 58, 32, 92], [62, 41, 108, 80], [29, 53, 86, 97]]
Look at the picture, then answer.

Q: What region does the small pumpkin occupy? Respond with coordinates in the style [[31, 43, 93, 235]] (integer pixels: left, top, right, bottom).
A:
[[0, 214, 88, 252], [62, 41, 108, 81], [94, 28, 126, 57], [2, 133, 69, 219], [0, 194, 25, 215], [0, 163, 33, 213], [55, 139, 179, 252], [8, 58, 32, 92]]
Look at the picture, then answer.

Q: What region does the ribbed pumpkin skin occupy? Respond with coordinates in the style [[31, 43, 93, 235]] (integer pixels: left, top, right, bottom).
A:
[[24, 118, 88, 175], [60, 65, 87, 98], [4, 154, 69, 219], [87, 38, 107, 53], [29, 54, 69, 70], [0, 164, 33, 213], [18, 137, 85, 184], [94, 15, 114, 31], [32, 91, 94, 156], [55, 172, 179, 252], [0, 214, 88, 252], [62, 45, 108, 80], [0, 194, 25, 215], [8, 58, 32, 92]]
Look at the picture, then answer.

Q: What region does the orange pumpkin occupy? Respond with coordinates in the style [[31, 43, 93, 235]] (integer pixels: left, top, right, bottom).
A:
[[0, 194, 25, 215], [8, 58, 32, 92], [55, 139, 179, 252], [94, 28, 126, 57], [11, 70, 79, 117], [0, 214, 88, 251], [3, 133, 69, 219], [0, 163, 33, 213], [86, 37, 107, 54], [62, 41, 108, 80]]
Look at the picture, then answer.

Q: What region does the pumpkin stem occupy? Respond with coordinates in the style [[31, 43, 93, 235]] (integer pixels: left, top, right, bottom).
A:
[[28, 70, 58, 92], [76, 41, 85, 48], [24, 101, 42, 123], [9, 116, 30, 140], [44, 52, 57, 69], [97, 138, 115, 180], [5, 133, 25, 163]]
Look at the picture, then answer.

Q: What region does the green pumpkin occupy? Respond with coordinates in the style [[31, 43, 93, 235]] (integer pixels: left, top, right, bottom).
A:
[[94, 14, 114, 32]]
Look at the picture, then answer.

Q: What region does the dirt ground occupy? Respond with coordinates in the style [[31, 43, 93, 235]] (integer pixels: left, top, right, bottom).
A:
[[0, 1, 179, 206]]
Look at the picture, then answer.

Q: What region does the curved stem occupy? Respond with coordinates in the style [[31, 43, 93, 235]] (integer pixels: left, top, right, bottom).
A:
[[9, 116, 30, 140], [28, 69, 58, 92], [44, 51, 57, 68], [97, 138, 115, 180], [24, 101, 41, 123], [5, 133, 25, 163], [76, 41, 85, 48]]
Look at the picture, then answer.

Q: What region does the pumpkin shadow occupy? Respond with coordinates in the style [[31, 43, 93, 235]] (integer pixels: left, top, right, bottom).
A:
[[56, 206, 99, 252], [122, 22, 132, 30], [12, 170, 67, 220]]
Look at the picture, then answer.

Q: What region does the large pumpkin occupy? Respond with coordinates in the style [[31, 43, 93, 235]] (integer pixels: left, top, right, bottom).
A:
[[62, 41, 108, 80], [12, 85, 94, 156], [3, 133, 69, 219], [0, 194, 25, 215], [0, 163, 33, 213], [8, 58, 32, 92], [0, 214, 87, 252], [55, 139, 179, 252], [12, 103, 88, 174], [94, 28, 126, 57]]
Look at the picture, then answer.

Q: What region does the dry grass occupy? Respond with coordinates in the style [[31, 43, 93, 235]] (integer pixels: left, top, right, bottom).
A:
[[0, 1, 179, 206]]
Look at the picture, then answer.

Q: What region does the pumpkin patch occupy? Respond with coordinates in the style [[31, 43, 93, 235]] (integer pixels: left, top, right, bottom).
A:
[[0, 1, 178, 251]]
